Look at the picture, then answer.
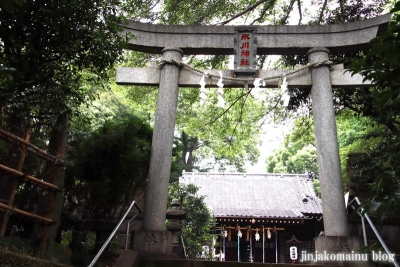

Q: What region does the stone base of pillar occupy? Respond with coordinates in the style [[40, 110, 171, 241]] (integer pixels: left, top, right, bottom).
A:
[[131, 230, 178, 260], [313, 236, 373, 266], [114, 250, 140, 267], [172, 244, 186, 259]]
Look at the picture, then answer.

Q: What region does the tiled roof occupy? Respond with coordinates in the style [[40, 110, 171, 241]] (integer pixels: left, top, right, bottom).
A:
[[179, 172, 322, 219]]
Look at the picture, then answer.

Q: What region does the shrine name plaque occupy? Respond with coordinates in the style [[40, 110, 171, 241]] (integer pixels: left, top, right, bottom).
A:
[[234, 27, 257, 75]]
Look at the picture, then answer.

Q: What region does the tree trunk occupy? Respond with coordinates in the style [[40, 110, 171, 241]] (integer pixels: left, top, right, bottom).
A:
[[181, 131, 188, 164], [186, 138, 198, 167], [31, 112, 68, 253]]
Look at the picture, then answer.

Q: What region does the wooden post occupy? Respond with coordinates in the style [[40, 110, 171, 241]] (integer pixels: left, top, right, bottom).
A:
[[249, 225, 253, 262], [275, 226, 278, 263], [238, 226, 240, 262], [262, 226, 265, 263], [223, 225, 226, 261]]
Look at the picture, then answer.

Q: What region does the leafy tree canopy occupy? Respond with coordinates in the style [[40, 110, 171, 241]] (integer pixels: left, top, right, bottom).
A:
[[345, 1, 400, 215], [168, 182, 216, 259], [266, 116, 316, 174], [0, 0, 128, 132], [265, 110, 384, 197], [66, 113, 152, 221]]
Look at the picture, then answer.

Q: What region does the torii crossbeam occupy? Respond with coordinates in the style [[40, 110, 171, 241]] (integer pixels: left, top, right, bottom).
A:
[[117, 14, 391, 259], [117, 64, 371, 88]]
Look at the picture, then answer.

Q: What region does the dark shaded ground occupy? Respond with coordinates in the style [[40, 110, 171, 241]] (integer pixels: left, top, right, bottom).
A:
[[91, 251, 120, 267], [0, 249, 72, 267], [0, 248, 122, 267]]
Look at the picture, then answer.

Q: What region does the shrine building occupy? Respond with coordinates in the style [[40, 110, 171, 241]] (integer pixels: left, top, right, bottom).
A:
[[179, 172, 324, 263]]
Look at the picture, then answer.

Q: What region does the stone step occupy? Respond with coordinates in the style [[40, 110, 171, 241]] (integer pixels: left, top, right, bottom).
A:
[[139, 260, 343, 267], [114, 250, 140, 267], [114, 251, 378, 267], [113, 253, 345, 267]]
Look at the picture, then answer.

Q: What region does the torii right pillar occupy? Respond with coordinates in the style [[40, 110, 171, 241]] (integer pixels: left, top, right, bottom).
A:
[[308, 47, 363, 265], [308, 47, 348, 236]]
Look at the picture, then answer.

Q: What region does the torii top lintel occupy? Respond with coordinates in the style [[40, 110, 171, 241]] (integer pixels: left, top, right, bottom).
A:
[[123, 14, 391, 56]]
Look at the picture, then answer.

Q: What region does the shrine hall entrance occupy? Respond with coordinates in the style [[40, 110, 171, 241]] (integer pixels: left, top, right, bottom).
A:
[[215, 225, 319, 263], [219, 231, 278, 263], [182, 172, 323, 263]]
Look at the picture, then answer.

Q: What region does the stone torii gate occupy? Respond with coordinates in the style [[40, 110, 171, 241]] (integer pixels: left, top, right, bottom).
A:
[[117, 14, 391, 259]]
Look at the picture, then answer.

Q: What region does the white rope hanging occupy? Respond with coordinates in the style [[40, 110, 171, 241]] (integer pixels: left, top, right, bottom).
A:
[[280, 75, 290, 107], [163, 57, 333, 107], [255, 230, 260, 241], [216, 71, 225, 108], [238, 229, 242, 238], [253, 78, 262, 91], [199, 73, 207, 106]]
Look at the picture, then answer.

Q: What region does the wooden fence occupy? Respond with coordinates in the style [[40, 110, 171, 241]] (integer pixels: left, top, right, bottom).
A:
[[0, 128, 65, 251]]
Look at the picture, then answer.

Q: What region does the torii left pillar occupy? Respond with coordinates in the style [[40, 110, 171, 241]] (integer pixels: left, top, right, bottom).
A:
[[132, 47, 183, 259]]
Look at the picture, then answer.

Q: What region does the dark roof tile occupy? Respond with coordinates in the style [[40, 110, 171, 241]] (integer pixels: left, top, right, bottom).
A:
[[179, 172, 323, 219]]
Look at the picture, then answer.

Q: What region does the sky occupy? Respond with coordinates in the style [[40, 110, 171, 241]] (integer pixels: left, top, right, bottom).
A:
[[244, 120, 293, 173]]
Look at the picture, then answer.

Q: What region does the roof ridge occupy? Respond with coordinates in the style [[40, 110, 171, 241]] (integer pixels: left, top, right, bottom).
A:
[[181, 171, 308, 177], [180, 171, 323, 219], [299, 177, 322, 205]]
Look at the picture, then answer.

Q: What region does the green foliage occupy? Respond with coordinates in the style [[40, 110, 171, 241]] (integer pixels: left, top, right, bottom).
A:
[[312, 179, 321, 196], [0, 0, 24, 14], [312, 0, 386, 24], [336, 110, 382, 183], [266, 111, 383, 189], [60, 231, 120, 267], [280, 0, 390, 114], [161, 0, 229, 25], [180, 86, 263, 171], [160, 0, 274, 25], [168, 182, 216, 259], [66, 113, 152, 220], [267, 145, 318, 175], [346, 1, 400, 216], [266, 117, 317, 175], [349, 5, 400, 116], [0, 0, 127, 130]]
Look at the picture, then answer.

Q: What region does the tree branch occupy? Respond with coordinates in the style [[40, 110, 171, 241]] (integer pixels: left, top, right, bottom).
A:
[[206, 89, 252, 126], [250, 0, 277, 25], [214, 0, 270, 25], [258, 93, 285, 129], [229, 91, 251, 145], [279, 0, 296, 24], [297, 0, 302, 25], [318, 0, 328, 24], [338, 0, 345, 22]]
